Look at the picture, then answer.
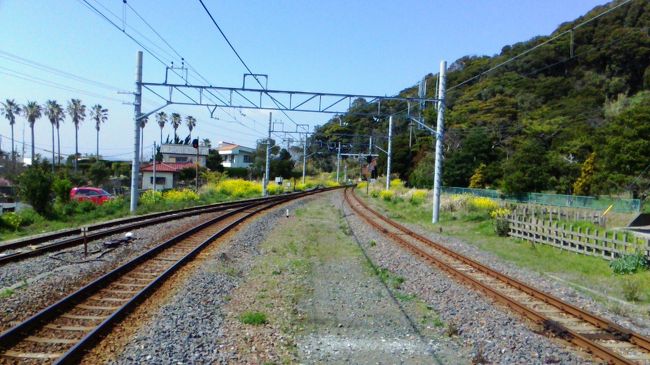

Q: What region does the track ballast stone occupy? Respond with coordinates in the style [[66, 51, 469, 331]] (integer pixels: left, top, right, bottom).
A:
[[343, 192, 595, 364]]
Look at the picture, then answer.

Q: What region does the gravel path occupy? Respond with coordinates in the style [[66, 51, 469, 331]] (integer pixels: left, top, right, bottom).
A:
[[0, 212, 222, 331], [101, 196, 316, 364], [343, 191, 596, 364]]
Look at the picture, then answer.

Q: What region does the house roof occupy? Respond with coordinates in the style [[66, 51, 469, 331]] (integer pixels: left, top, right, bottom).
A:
[[217, 143, 254, 153], [140, 161, 194, 173]]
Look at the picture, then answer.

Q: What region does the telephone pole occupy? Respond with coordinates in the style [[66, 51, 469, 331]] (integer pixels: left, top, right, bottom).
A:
[[432, 61, 447, 223]]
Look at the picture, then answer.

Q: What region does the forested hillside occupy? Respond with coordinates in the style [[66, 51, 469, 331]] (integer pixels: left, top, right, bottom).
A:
[[311, 0, 650, 198]]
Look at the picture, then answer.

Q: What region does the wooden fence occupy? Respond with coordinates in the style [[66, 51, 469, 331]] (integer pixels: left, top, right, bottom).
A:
[[510, 205, 606, 226], [506, 214, 649, 260]]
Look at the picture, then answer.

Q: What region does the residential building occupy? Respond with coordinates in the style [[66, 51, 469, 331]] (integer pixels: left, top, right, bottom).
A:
[[140, 161, 194, 190], [217, 142, 255, 168], [160, 144, 209, 167]]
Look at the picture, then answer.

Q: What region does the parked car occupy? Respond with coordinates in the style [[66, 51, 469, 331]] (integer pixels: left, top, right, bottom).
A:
[[70, 187, 113, 205]]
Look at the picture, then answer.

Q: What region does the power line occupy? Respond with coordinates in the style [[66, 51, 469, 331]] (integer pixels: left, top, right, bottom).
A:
[[448, 0, 635, 90]]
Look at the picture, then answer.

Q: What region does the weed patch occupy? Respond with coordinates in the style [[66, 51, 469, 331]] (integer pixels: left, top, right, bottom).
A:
[[239, 311, 268, 325]]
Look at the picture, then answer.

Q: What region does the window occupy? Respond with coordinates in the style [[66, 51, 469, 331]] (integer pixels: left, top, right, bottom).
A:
[[175, 156, 188, 162], [150, 176, 166, 185], [243, 155, 252, 163]]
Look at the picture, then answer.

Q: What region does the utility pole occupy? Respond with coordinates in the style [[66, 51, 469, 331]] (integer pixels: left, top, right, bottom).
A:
[[432, 61, 447, 223], [195, 135, 199, 192], [385, 115, 393, 190], [336, 141, 341, 183], [302, 135, 307, 184], [130, 51, 143, 213], [263, 112, 271, 196], [343, 162, 347, 183], [152, 141, 157, 193]]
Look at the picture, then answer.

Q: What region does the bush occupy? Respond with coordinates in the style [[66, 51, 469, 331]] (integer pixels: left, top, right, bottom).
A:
[[490, 207, 511, 236], [224, 167, 249, 179], [410, 190, 428, 205], [54, 200, 79, 217], [609, 254, 648, 274], [295, 183, 307, 191], [468, 196, 499, 212], [16, 163, 53, 215], [216, 179, 262, 198], [17, 209, 43, 226], [1, 212, 22, 231], [267, 183, 282, 195], [622, 278, 642, 302], [379, 190, 394, 201], [370, 190, 380, 198], [76, 200, 96, 213], [97, 196, 127, 215], [324, 180, 340, 188], [357, 181, 368, 190], [389, 178, 404, 190], [163, 189, 200, 203], [140, 190, 163, 205], [52, 178, 73, 203]]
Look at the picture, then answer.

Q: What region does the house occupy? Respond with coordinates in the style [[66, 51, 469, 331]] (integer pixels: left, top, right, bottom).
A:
[[140, 161, 195, 190], [217, 142, 255, 168], [160, 144, 209, 167]]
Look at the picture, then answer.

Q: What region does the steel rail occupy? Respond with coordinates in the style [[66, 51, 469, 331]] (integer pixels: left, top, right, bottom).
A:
[[0, 192, 309, 265], [345, 187, 650, 364], [0, 187, 337, 364]]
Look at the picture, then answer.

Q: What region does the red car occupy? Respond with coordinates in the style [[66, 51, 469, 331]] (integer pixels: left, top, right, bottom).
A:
[[70, 187, 113, 205]]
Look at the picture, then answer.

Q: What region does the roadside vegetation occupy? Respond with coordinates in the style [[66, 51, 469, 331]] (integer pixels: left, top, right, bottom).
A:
[[358, 181, 650, 308]]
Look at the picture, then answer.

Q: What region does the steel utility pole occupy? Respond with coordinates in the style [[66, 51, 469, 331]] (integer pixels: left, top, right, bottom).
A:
[[432, 61, 447, 223], [385, 115, 393, 190], [195, 135, 199, 192], [302, 136, 307, 184], [263, 112, 272, 196], [152, 141, 157, 194], [336, 142, 341, 183], [130, 51, 143, 213]]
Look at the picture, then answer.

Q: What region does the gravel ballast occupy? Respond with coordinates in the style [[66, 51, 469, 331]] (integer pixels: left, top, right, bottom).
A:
[[342, 192, 597, 364]]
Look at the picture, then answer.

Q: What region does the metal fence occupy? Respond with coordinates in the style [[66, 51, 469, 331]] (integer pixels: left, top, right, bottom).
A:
[[442, 187, 641, 213]]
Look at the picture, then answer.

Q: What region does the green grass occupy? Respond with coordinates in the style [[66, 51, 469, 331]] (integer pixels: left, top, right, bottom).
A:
[[0, 288, 15, 299], [239, 311, 268, 325], [359, 191, 650, 306]]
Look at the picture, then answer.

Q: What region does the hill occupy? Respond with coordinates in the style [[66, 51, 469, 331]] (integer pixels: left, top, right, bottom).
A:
[[311, 0, 650, 198]]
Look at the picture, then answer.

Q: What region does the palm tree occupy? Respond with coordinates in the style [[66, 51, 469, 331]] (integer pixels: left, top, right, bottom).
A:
[[1, 99, 21, 170], [45, 100, 64, 172], [156, 111, 167, 145], [139, 116, 148, 161], [67, 99, 86, 172], [170, 112, 181, 142], [23, 101, 42, 163], [90, 104, 108, 158], [186, 115, 196, 139]]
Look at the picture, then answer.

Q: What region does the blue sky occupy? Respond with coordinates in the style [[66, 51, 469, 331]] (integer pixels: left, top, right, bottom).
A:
[[0, 0, 610, 160]]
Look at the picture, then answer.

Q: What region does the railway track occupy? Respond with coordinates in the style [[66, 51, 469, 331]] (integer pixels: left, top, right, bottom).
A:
[[344, 187, 650, 365], [0, 188, 332, 364], [0, 193, 306, 265]]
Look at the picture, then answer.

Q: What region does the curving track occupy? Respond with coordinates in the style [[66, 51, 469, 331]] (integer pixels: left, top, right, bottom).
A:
[[0, 188, 335, 364], [344, 187, 650, 365], [0, 194, 306, 265]]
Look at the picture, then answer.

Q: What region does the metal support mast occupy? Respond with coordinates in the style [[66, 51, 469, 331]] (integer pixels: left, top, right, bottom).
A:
[[302, 136, 307, 184], [336, 142, 341, 183], [385, 115, 393, 190], [263, 112, 272, 196], [432, 61, 447, 223], [129, 51, 143, 213]]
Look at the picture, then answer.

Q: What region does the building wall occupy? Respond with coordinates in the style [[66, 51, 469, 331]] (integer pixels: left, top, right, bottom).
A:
[[141, 171, 174, 190], [160, 144, 208, 167], [221, 153, 253, 168]]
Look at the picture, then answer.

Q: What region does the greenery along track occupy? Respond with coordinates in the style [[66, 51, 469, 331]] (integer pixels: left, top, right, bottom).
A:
[[345, 187, 650, 364], [0, 187, 337, 364], [0, 193, 311, 265]]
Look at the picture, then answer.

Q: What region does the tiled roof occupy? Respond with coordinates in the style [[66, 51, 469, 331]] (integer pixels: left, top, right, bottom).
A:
[[218, 143, 239, 151], [140, 161, 194, 172]]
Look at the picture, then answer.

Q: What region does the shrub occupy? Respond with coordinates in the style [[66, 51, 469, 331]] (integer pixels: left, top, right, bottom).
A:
[[370, 190, 380, 198], [324, 180, 340, 188], [380, 190, 394, 201], [295, 183, 307, 191], [76, 200, 96, 213], [16, 163, 53, 215], [357, 181, 368, 190], [490, 207, 511, 236], [1, 212, 22, 231], [239, 311, 267, 325], [163, 189, 200, 203], [389, 178, 404, 190], [201, 170, 227, 185], [468, 196, 499, 212], [267, 183, 282, 195], [140, 190, 163, 205], [216, 179, 262, 198], [54, 200, 78, 217], [410, 190, 428, 205], [17, 209, 43, 226], [622, 278, 642, 302], [52, 178, 73, 203], [609, 254, 648, 274], [97, 196, 127, 215]]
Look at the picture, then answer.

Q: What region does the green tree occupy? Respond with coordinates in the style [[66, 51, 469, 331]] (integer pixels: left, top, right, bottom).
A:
[[185, 115, 196, 139], [17, 159, 53, 215], [1, 99, 21, 170], [443, 128, 496, 187], [90, 104, 108, 157], [45, 100, 64, 171], [573, 152, 596, 196], [156, 111, 167, 145], [22, 101, 42, 162], [502, 139, 550, 195], [66, 99, 86, 172], [170, 112, 181, 141], [206, 149, 224, 172], [469, 163, 487, 188], [87, 161, 111, 186]]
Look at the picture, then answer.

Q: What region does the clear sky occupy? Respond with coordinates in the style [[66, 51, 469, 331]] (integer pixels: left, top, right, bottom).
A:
[[0, 0, 610, 161]]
